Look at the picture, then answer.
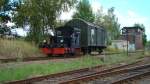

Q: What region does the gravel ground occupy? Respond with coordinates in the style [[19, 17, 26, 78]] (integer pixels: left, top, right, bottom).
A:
[[139, 77, 150, 84], [133, 75, 150, 84]]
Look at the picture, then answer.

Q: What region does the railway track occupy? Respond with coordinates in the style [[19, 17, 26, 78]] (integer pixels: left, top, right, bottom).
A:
[[60, 63, 150, 84], [6, 65, 103, 84], [0, 55, 82, 63], [0, 51, 144, 63], [6, 60, 143, 84], [111, 64, 150, 84]]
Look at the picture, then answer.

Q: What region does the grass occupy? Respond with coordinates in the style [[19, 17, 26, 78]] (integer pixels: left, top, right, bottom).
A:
[[0, 56, 102, 82], [105, 46, 124, 53], [0, 39, 44, 59], [0, 52, 148, 83], [104, 52, 145, 65], [144, 50, 150, 56]]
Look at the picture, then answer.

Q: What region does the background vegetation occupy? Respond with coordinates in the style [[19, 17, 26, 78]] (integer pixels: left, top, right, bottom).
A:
[[0, 0, 120, 44], [0, 0, 148, 58], [0, 39, 44, 59], [0, 0, 147, 45], [14, 0, 77, 43]]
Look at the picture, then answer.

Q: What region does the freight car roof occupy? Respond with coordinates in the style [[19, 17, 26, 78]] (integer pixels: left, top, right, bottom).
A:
[[66, 18, 105, 30]]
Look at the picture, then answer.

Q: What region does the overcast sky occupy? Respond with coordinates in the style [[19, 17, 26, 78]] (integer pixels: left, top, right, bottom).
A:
[[60, 0, 150, 40]]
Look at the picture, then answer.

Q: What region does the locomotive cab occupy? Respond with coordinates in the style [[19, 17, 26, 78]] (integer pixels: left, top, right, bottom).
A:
[[53, 32, 65, 48], [51, 26, 81, 55]]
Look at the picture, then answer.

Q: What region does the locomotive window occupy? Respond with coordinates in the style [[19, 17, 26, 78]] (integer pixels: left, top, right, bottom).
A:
[[60, 39, 64, 43], [74, 32, 80, 47], [57, 31, 62, 36]]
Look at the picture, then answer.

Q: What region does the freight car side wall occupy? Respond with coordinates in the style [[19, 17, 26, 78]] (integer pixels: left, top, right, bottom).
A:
[[96, 27, 106, 47], [87, 26, 107, 48], [66, 19, 88, 47], [66, 19, 107, 49], [80, 24, 88, 47], [96, 28, 102, 46]]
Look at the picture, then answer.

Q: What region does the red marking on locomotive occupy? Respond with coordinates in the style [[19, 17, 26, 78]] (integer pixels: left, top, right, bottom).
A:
[[41, 48, 52, 54], [52, 48, 66, 55], [75, 48, 81, 54], [41, 47, 81, 55]]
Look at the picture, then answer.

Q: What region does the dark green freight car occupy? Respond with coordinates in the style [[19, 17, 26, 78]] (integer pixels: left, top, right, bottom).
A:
[[66, 19, 107, 54]]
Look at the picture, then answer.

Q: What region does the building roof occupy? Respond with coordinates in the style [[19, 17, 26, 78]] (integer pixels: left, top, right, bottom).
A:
[[122, 27, 144, 31]]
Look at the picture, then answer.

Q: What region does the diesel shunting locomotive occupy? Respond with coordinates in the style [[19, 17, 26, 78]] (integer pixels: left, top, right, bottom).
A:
[[40, 19, 107, 56]]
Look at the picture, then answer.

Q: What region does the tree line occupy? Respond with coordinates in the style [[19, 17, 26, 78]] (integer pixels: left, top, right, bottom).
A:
[[0, 0, 147, 45]]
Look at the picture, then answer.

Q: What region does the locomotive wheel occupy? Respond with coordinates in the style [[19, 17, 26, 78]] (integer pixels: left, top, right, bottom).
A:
[[98, 49, 103, 54], [83, 49, 91, 55]]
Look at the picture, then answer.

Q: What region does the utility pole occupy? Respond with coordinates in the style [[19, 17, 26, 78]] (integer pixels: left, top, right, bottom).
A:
[[126, 29, 129, 56]]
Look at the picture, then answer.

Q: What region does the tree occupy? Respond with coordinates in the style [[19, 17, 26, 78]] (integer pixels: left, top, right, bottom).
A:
[[104, 7, 120, 40], [146, 41, 150, 50], [0, 0, 18, 22], [73, 0, 95, 22], [134, 23, 147, 47], [94, 8, 104, 26], [0, 0, 11, 12], [14, 0, 77, 44], [95, 7, 120, 44], [0, 0, 5, 9]]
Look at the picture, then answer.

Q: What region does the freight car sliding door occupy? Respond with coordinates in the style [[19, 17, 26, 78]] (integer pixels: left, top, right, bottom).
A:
[[88, 26, 97, 47], [96, 28, 103, 47]]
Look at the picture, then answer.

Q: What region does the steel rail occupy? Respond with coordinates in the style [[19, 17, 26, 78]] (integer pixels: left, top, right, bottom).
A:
[[0, 55, 82, 63], [0, 51, 144, 63], [6, 65, 103, 84], [59, 63, 150, 84], [111, 67, 150, 84]]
